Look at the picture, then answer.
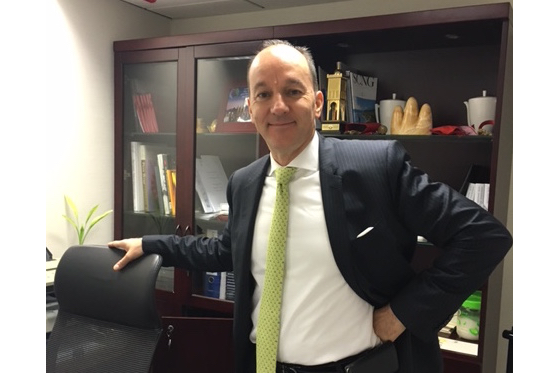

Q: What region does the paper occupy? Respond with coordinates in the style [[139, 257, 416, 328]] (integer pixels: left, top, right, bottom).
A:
[[195, 155, 228, 213]]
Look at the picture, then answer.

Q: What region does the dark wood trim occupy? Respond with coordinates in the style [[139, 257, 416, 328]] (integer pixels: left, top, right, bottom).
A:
[[176, 46, 195, 236], [114, 27, 273, 52], [193, 40, 263, 59], [113, 3, 510, 53], [488, 18, 512, 215], [273, 3, 510, 38], [113, 54, 124, 239]]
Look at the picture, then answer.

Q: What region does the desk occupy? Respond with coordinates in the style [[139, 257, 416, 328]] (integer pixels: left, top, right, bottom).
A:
[[46, 259, 59, 287], [46, 259, 59, 334]]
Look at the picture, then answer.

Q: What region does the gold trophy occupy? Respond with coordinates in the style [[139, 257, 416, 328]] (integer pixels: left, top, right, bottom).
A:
[[322, 69, 348, 133]]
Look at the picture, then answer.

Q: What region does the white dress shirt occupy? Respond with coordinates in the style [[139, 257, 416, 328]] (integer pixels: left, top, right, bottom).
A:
[[250, 132, 380, 365]]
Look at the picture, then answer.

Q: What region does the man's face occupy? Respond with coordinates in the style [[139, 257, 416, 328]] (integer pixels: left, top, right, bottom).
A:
[[247, 45, 323, 165]]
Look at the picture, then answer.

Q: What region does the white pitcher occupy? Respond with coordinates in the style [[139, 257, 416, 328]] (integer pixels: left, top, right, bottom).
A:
[[464, 90, 496, 133], [375, 93, 405, 134]]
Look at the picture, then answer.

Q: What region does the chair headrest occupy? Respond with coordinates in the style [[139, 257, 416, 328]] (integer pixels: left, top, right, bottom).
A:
[[54, 245, 163, 329]]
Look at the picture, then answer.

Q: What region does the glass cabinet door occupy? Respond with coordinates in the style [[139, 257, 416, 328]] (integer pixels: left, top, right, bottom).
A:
[[190, 50, 262, 303], [119, 54, 178, 293]]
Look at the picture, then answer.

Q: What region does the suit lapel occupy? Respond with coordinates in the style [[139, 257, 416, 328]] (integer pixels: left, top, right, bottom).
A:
[[234, 156, 270, 288]]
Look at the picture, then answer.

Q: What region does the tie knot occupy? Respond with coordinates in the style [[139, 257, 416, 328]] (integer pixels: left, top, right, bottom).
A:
[[275, 167, 296, 186]]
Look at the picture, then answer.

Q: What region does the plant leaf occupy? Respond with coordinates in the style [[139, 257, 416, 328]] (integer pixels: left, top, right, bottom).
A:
[[85, 204, 99, 225], [79, 226, 86, 245], [82, 209, 113, 243], [62, 215, 80, 236], [64, 195, 80, 223]]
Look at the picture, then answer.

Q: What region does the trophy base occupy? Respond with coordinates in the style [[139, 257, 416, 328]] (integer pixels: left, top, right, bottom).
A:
[[321, 121, 344, 133]]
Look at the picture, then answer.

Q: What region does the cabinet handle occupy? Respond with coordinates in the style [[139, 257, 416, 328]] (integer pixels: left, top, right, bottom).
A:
[[166, 324, 174, 349], [174, 225, 191, 236]]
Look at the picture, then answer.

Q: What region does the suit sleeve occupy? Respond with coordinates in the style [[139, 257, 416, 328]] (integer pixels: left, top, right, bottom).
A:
[[386, 141, 512, 341], [141, 212, 233, 273]]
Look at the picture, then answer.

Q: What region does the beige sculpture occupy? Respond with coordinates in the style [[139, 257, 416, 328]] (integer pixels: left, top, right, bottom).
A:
[[391, 97, 432, 135]]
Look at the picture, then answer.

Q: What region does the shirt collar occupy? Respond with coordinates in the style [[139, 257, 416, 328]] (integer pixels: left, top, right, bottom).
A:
[[268, 131, 319, 176]]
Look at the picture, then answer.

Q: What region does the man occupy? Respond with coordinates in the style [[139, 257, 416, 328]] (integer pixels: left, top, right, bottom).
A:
[[110, 39, 512, 373]]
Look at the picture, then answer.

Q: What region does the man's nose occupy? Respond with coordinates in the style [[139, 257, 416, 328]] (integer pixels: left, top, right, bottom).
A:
[[271, 93, 288, 114]]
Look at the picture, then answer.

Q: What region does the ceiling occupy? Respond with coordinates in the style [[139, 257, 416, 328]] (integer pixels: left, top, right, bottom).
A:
[[119, 0, 351, 19]]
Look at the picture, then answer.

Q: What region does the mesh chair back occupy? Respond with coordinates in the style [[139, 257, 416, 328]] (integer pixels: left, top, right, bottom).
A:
[[46, 245, 163, 373]]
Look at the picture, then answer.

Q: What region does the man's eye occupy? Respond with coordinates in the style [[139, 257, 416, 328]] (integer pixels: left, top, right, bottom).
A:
[[255, 91, 270, 100], [287, 89, 303, 96]]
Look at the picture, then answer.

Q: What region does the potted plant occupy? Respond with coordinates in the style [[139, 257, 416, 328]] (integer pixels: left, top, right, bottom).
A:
[[62, 195, 113, 245]]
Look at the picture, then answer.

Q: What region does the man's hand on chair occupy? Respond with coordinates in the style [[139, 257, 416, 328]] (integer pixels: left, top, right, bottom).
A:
[[108, 238, 144, 271]]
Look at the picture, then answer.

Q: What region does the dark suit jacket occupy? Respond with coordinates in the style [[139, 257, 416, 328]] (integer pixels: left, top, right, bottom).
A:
[[143, 133, 512, 373]]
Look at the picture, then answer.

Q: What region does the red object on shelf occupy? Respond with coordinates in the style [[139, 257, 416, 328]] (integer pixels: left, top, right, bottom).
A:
[[144, 0, 156, 3]]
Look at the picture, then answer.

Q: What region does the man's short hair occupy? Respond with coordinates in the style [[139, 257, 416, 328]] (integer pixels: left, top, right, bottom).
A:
[[247, 39, 319, 92]]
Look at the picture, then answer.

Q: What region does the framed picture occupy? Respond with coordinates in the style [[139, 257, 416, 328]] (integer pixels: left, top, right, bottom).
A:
[[216, 85, 256, 133]]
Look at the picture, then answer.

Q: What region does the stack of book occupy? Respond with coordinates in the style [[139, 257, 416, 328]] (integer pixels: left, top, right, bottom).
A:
[[130, 141, 175, 215], [133, 93, 159, 133], [465, 182, 489, 210]]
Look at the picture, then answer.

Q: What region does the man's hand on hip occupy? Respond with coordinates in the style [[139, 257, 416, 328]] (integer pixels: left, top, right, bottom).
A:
[[373, 305, 406, 342]]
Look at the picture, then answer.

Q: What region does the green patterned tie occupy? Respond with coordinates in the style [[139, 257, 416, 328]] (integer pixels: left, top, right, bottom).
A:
[[257, 166, 297, 373]]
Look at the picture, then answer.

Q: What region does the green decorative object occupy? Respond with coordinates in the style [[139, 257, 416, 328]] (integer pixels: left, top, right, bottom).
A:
[[62, 195, 113, 245]]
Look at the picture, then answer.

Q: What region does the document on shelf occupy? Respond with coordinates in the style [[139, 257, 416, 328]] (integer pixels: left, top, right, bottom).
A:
[[195, 155, 228, 213]]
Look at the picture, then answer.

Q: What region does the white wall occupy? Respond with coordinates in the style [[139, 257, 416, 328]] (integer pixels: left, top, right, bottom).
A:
[[45, 0, 170, 259]]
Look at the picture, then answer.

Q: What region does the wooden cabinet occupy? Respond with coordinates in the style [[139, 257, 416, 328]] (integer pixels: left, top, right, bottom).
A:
[[113, 3, 512, 372]]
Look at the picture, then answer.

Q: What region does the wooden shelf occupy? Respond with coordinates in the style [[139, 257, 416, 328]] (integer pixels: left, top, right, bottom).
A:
[[189, 294, 234, 315]]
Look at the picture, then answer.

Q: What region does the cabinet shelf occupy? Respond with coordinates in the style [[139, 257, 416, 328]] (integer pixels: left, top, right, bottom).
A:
[[127, 132, 176, 143], [188, 294, 234, 316], [325, 133, 493, 143]]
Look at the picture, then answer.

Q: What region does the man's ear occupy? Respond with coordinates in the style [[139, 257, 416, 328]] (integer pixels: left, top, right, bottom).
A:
[[247, 98, 253, 118], [314, 90, 324, 118]]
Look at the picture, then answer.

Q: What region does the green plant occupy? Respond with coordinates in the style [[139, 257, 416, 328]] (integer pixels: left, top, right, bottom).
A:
[[62, 195, 113, 245]]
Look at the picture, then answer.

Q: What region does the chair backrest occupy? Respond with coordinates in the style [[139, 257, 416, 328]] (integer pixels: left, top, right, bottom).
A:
[[46, 245, 163, 373]]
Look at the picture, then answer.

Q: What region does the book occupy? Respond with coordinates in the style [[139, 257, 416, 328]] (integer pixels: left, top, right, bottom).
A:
[[203, 272, 223, 299], [140, 145, 160, 212], [132, 93, 159, 133], [154, 165, 165, 215], [225, 271, 235, 301], [466, 183, 489, 210], [139, 144, 162, 212], [348, 70, 378, 123], [144, 93, 159, 133], [202, 271, 234, 300], [166, 168, 177, 216], [130, 141, 145, 212], [157, 153, 172, 215]]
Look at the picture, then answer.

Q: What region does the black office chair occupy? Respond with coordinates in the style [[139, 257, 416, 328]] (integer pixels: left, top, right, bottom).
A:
[[46, 245, 163, 373]]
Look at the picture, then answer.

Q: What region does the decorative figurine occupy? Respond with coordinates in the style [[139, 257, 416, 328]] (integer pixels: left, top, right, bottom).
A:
[[322, 70, 348, 133], [391, 97, 432, 135]]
